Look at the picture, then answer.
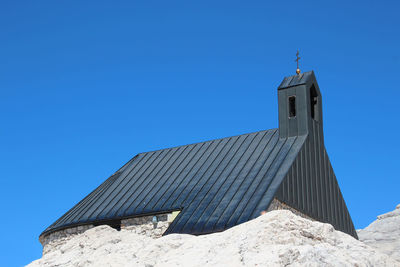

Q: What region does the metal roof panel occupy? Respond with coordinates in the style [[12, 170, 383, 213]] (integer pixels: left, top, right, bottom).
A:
[[42, 129, 307, 236]]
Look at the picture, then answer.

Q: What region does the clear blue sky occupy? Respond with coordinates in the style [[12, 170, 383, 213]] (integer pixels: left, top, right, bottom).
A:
[[1, 1, 399, 266]]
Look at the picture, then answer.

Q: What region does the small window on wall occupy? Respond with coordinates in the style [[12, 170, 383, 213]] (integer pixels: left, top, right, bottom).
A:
[[310, 85, 319, 121], [288, 96, 296, 118]]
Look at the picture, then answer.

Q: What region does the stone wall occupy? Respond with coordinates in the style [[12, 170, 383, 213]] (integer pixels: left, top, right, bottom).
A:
[[121, 214, 170, 238], [39, 212, 177, 255], [39, 224, 94, 254], [39, 201, 311, 254], [266, 198, 314, 221]]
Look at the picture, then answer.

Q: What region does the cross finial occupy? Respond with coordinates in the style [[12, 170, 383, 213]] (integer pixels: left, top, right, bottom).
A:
[[295, 50, 301, 75]]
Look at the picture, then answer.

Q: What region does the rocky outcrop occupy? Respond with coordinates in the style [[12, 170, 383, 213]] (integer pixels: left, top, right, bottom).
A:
[[27, 210, 399, 267], [357, 204, 400, 262]]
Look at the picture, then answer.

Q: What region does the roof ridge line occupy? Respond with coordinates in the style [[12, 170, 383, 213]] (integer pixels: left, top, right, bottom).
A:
[[134, 129, 277, 156]]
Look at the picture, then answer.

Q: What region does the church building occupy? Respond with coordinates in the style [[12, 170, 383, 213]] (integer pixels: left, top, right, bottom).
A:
[[40, 70, 358, 247]]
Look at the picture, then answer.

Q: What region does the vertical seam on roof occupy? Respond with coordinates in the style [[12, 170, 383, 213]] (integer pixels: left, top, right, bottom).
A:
[[133, 144, 196, 213], [58, 165, 126, 226], [124, 145, 186, 214], [326, 150, 334, 228], [168, 136, 239, 233], [86, 152, 157, 220], [78, 152, 153, 221], [224, 131, 279, 224], [319, 135, 326, 222], [166, 139, 223, 209], [100, 150, 163, 219], [224, 130, 280, 227], [160, 141, 214, 210], [200, 131, 271, 232], [91, 150, 164, 220], [312, 122, 320, 219], [307, 137, 315, 217], [52, 177, 109, 227], [233, 137, 286, 224], [190, 132, 263, 233], [247, 137, 294, 219], [113, 147, 178, 217], [324, 151, 336, 226], [49, 172, 117, 229], [332, 165, 339, 230], [320, 128, 328, 223], [176, 137, 234, 208], [153, 142, 207, 210], [162, 140, 221, 233], [299, 145, 305, 213], [65, 173, 119, 225], [291, 152, 296, 209], [290, 154, 295, 207], [179, 134, 252, 232], [147, 142, 204, 211], [314, 122, 323, 220], [201, 130, 271, 232], [303, 139, 309, 214], [248, 136, 297, 219], [338, 192, 344, 232], [294, 150, 300, 210]]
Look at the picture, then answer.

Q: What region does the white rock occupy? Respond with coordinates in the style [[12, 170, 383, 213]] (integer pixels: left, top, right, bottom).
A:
[[358, 203, 400, 262], [27, 210, 399, 267]]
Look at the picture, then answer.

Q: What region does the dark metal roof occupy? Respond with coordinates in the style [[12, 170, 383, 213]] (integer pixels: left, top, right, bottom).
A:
[[278, 70, 314, 90], [42, 129, 306, 236]]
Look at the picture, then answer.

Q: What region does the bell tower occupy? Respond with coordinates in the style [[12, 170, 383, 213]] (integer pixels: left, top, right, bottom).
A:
[[277, 71, 323, 139]]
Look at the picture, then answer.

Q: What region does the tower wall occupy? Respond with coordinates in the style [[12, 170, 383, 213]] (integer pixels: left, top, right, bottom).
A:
[[276, 71, 357, 239], [274, 124, 358, 239]]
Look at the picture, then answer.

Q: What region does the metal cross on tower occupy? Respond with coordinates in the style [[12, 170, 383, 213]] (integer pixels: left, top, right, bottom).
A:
[[295, 50, 301, 74]]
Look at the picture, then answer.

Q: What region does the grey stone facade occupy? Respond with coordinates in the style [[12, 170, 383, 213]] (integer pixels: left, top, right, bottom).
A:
[[39, 224, 94, 254], [40, 200, 311, 255], [266, 198, 313, 221], [39, 213, 174, 254], [121, 214, 169, 238]]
